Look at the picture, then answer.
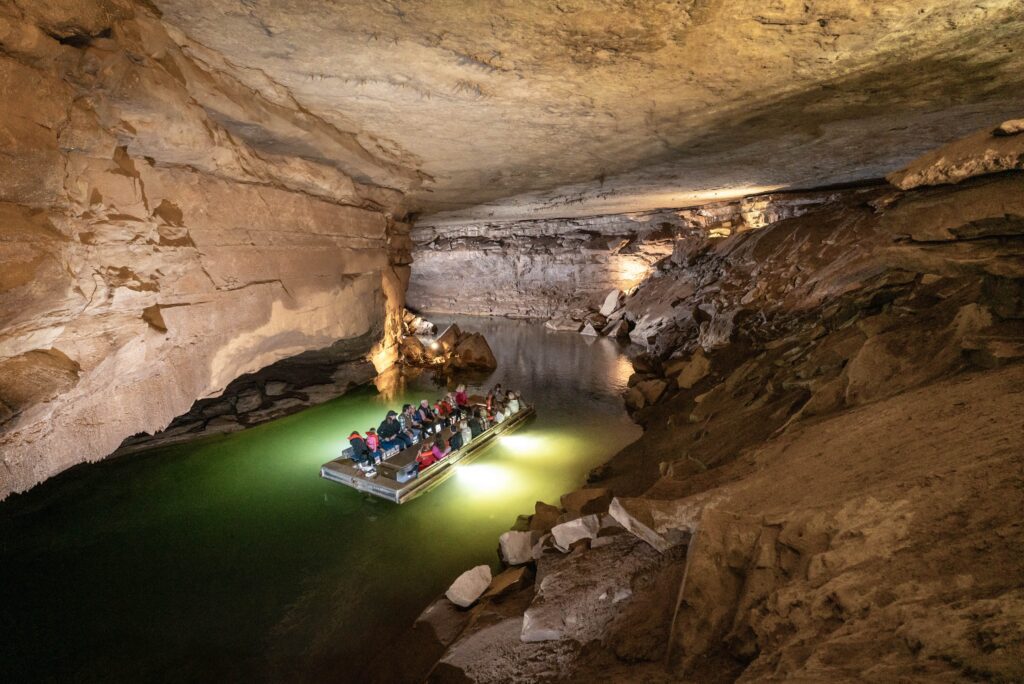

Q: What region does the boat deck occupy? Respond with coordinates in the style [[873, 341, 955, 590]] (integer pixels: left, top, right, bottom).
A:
[[320, 405, 535, 503]]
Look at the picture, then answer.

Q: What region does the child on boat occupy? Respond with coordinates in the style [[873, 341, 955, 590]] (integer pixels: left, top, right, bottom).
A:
[[347, 431, 377, 474], [415, 438, 451, 473], [365, 428, 384, 464]]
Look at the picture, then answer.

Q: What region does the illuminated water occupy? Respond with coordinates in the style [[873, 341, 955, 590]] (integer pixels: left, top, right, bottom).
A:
[[0, 317, 639, 682]]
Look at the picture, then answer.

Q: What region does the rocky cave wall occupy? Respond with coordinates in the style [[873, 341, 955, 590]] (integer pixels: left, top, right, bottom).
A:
[[0, 0, 416, 499], [396, 125, 1024, 683], [409, 189, 851, 319]]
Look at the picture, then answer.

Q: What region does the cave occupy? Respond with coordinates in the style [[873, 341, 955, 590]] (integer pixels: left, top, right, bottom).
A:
[[1, 1, 1023, 682]]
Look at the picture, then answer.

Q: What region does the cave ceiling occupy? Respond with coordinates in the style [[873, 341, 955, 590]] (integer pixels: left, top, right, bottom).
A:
[[151, 0, 1024, 224]]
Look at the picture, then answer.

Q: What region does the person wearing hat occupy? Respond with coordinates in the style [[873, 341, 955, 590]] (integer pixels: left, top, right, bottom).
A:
[[378, 409, 412, 449]]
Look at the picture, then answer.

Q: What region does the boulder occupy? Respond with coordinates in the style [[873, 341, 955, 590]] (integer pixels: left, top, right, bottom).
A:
[[544, 317, 582, 332], [451, 333, 498, 370], [409, 315, 437, 336], [400, 335, 427, 364], [666, 348, 712, 389], [560, 487, 612, 515], [483, 566, 531, 600], [434, 324, 462, 353], [446, 565, 492, 608], [580, 322, 600, 337], [498, 530, 535, 565], [609, 493, 717, 552], [635, 378, 667, 405], [550, 513, 602, 551], [584, 312, 608, 330], [623, 387, 646, 411], [601, 318, 630, 340], [529, 501, 562, 533], [599, 289, 623, 317]]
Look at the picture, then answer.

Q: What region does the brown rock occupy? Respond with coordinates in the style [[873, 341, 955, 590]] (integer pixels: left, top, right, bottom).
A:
[[560, 487, 613, 516], [450, 333, 498, 370]]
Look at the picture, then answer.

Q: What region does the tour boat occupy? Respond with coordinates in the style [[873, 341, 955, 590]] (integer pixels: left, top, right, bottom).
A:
[[320, 403, 535, 503]]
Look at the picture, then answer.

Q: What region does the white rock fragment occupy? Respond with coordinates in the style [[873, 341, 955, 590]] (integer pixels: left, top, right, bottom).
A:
[[550, 514, 602, 551], [599, 289, 623, 317], [499, 530, 535, 565], [609, 494, 716, 552], [445, 565, 492, 608]]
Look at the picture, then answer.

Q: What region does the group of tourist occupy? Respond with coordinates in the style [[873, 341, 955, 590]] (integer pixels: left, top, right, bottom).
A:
[[345, 384, 524, 477]]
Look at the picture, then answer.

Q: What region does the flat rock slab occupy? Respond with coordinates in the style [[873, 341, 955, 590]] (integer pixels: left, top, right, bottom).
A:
[[609, 493, 717, 553]]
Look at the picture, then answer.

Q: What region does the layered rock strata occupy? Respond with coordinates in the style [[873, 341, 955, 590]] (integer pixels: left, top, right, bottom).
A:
[[0, 0, 416, 498], [403, 126, 1024, 683], [409, 190, 847, 318]]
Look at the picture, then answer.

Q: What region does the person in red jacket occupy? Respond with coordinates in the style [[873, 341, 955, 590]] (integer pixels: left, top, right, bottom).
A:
[[415, 442, 438, 471], [454, 384, 470, 409]]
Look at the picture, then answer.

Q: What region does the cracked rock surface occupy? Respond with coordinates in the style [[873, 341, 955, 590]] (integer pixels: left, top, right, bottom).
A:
[[0, 0, 414, 498], [153, 0, 1024, 221]]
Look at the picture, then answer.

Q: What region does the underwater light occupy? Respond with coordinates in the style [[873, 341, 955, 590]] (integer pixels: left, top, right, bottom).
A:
[[455, 463, 509, 494], [499, 434, 542, 453]]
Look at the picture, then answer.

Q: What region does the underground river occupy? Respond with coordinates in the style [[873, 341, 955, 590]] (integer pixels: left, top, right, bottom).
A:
[[0, 317, 640, 682]]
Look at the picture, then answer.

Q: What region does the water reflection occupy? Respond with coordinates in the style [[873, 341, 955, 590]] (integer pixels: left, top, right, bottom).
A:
[[0, 316, 639, 683]]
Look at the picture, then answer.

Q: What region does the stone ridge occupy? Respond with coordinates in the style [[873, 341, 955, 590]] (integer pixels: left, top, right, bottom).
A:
[[0, 0, 413, 499]]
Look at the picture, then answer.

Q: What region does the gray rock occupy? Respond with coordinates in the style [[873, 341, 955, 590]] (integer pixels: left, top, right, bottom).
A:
[[498, 530, 535, 565], [446, 564, 492, 608], [550, 513, 602, 551], [599, 289, 623, 317], [580, 322, 599, 336]]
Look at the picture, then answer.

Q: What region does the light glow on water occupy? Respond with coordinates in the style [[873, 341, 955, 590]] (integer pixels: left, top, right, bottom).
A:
[[455, 463, 514, 495], [0, 315, 642, 682]]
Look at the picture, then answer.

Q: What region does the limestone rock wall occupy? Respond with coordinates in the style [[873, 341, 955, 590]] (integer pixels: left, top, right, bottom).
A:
[[408, 129, 1024, 682], [409, 191, 843, 318], [0, 0, 415, 499]]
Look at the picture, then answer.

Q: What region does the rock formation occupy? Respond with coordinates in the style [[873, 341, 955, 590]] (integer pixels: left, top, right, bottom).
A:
[[409, 192, 845, 319], [151, 0, 1024, 220], [0, 0, 416, 498], [405, 126, 1024, 683]]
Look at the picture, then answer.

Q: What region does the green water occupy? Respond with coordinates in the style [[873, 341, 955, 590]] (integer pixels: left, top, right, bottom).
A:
[[0, 317, 639, 682]]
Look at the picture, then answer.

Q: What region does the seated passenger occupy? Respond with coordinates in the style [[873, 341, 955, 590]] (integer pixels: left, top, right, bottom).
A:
[[468, 410, 484, 438], [399, 404, 422, 440], [454, 384, 470, 409], [415, 442, 438, 471], [378, 410, 412, 449], [494, 407, 506, 424], [435, 397, 454, 429], [459, 419, 473, 446], [416, 399, 437, 433], [365, 428, 384, 464], [347, 431, 376, 472], [506, 391, 521, 414], [448, 426, 464, 450], [432, 437, 452, 460], [443, 392, 463, 421]]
